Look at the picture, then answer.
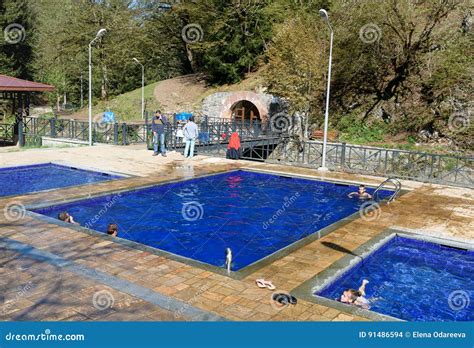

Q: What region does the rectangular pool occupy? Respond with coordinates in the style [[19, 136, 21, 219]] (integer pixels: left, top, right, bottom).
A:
[[32, 170, 392, 273], [317, 236, 474, 321], [0, 163, 123, 197]]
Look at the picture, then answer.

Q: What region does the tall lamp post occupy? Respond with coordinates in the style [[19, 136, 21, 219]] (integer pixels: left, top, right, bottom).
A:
[[318, 9, 333, 172], [88, 28, 107, 146], [132, 58, 145, 120]]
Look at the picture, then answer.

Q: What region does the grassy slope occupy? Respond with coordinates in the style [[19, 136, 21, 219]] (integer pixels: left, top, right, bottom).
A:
[[70, 81, 163, 122], [70, 72, 265, 123]]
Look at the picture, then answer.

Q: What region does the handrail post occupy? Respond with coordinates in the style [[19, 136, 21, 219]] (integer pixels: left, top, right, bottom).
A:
[[18, 118, 24, 147], [122, 123, 127, 145], [114, 123, 119, 144], [50, 118, 56, 138], [341, 142, 346, 170]]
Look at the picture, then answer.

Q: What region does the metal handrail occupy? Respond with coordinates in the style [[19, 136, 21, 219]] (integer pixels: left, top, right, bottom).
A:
[[373, 178, 401, 203]]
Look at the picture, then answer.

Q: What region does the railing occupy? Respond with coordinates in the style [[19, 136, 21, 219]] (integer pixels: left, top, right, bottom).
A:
[[21, 115, 272, 148], [266, 139, 474, 188], [157, 119, 280, 153], [21, 117, 148, 146], [0, 123, 15, 145]]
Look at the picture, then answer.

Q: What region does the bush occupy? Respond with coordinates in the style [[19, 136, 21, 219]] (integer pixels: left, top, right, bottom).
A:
[[337, 114, 389, 144]]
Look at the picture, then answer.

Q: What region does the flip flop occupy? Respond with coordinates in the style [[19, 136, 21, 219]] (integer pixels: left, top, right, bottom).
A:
[[263, 280, 276, 290], [255, 279, 276, 290], [272, 293, 289, 305], [289, 295, 298, 305], [255, 279, 267, 288], [272, 293, 298, 305]]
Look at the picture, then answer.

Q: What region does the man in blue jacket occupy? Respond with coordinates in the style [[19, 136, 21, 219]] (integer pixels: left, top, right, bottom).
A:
[[152, 110, 170, 156]]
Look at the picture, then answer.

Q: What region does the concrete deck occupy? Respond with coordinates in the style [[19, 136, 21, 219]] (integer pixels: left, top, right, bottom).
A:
[[1, 145, 472, 321]]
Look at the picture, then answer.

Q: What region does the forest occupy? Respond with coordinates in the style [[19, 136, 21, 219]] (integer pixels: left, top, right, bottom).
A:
[[0, 0, 472, 150]]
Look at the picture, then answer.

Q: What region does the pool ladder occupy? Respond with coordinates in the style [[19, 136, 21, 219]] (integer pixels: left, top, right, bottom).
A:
[[373, 178, 401, 204]]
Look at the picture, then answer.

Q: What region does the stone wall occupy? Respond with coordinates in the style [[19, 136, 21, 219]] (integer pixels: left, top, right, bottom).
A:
[[201, 91, 275, 122]]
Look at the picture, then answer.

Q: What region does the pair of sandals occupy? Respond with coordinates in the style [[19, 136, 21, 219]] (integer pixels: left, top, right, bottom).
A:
[[255, 278, 276, 290], [272, 292, 298, 306]]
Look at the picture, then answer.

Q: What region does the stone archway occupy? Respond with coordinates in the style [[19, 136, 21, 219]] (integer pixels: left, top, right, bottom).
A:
[[221, 91, 269, 123], [230, 100, 260, 125]]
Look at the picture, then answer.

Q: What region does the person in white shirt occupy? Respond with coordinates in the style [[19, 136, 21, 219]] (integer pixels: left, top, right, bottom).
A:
[[183, 116, 199, 158]]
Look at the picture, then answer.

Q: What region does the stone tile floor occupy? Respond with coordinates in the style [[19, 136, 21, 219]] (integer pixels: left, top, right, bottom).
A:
[[0, 145, 472, 321]]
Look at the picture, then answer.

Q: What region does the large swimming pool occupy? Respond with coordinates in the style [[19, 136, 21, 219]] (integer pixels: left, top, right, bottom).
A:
[[33, 170, 391, 272], [0, 163, 122, 197], [317, 236, 474, 321]]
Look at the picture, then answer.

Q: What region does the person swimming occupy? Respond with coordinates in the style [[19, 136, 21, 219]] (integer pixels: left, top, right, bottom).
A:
[[106, 223, 118, 237], [58, 211, 79, 225], [348, 185, 372, 200], [340, 279, 370, 309]]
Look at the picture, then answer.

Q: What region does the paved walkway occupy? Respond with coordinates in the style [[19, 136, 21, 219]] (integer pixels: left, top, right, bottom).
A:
[[1, 145, 472, 321]]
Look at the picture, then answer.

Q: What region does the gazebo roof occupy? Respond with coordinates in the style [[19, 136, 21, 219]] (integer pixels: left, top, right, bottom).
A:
[[0, 75, 54, 92]]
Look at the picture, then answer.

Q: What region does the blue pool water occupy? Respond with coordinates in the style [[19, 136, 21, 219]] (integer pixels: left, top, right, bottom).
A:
[[318, 236, 474, 321], [33, 170, 391, 271], [0, 163, 122, 197]]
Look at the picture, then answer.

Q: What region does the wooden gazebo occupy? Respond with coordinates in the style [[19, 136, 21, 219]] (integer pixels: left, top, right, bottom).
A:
[[0, 75, 54, 145]]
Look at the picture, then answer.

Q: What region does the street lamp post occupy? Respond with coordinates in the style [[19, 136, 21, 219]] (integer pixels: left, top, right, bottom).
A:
[[132, 58, 145, 120], [318, 9, 333, 172], [88, 28, 107, 146]]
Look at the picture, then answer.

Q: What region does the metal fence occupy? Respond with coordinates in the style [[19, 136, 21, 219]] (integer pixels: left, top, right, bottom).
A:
[[0, 123, 15, 146], [16, 115, 473, 187], [151, 118, 277, 151], [181, 135, 472, 187], [20, 117, 148, 146], [20, 115, 272, 148], [262, 138, 473, 188]]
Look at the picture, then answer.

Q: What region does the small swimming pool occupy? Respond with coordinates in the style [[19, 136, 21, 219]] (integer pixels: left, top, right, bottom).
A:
[[32, 170, 392, 273], [317, 236, 474, 321], [0, 163, 123, 197]]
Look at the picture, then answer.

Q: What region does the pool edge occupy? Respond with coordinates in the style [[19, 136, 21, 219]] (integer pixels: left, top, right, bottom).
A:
[[24, 169, 403, 281], [290, 227, 474, 322]]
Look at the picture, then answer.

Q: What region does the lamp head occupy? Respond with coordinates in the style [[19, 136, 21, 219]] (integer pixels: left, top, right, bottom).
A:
[[132, 58, 140, 64], [319, 9, 329, 22]]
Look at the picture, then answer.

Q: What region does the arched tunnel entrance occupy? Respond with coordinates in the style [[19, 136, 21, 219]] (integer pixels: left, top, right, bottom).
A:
[[230, 100, 261, 126]]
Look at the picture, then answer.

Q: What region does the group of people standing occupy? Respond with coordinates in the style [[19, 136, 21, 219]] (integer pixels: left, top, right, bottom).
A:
[[151, 110, 199, 158], [151, 110, 242, 160]]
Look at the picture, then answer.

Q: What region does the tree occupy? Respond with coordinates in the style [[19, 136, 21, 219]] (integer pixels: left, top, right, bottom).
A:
[[0, 0, 34, 79]]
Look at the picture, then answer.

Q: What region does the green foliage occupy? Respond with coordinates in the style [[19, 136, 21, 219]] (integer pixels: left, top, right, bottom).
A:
[[263, 0, 472, 149], [338, 115, 389, 144], [0, 0, 34, 78], [0, 0, 471, 150]]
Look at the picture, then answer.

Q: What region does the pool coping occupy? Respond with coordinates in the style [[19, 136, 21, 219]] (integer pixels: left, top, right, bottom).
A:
[[0, 161, 132, 200], [24, 169, 407, 281], [290, 227, 474, 322]]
